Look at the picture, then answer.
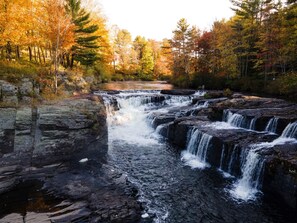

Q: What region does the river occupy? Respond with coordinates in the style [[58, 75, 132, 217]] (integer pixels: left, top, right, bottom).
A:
[[100, 81, 297, 223]]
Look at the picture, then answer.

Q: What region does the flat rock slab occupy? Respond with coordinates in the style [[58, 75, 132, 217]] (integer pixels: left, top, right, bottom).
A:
[[161, 89, 196, 95]]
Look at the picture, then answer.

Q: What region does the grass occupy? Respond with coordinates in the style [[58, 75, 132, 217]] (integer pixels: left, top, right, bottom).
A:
[[0, 60, 43, 84]]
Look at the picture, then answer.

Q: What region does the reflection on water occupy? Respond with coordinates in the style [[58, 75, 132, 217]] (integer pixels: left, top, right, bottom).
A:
[[98, 81, 173, 90]]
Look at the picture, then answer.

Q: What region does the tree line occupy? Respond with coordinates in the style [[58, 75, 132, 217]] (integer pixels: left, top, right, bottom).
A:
[[0, 0, 297, 98], [170, 0, 297, 99]]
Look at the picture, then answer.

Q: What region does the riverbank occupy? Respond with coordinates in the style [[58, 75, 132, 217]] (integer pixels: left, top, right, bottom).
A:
[[0, 81, 143, 222]]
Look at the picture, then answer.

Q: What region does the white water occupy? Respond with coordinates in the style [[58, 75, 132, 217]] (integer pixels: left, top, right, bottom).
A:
[[181, 128, 212, 169], [230, 146, 264, 201], [257, 121, 297, 148], [226, 112, 245, 128], [230, 121, 297, 201], [249, 118, 257, 130], [281, 121, 297, 139], [104, 92, 197, 222], [265, 117, 279, 133]]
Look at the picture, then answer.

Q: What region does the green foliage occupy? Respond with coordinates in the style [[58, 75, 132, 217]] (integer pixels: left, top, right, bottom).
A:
[[65, 0, 99, 66], [191, 72, 227, 90], [170, 75, 190, 88], [266, 73, 297, 100], [223, 88, 233, 98], [92, 63, 112, 83]]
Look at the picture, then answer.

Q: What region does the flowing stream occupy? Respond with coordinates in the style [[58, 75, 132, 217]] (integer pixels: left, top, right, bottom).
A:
[[100, 84, 297, 223]]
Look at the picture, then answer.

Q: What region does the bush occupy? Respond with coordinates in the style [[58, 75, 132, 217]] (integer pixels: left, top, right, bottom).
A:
[[190, 72, 227, 90], [266, 72, 297, 100], [223, 88, 233, 98]]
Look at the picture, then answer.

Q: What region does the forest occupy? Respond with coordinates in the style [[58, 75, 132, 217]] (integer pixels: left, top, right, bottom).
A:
[[0, 0, 297, 99]]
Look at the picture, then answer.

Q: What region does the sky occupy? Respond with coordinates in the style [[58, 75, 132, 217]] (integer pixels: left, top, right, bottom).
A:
[[97, 0, 235, 41]]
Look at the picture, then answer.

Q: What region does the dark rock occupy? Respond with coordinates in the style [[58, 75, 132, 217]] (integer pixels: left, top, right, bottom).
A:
[[263, 143, 297, 209], [106, 90, 120, 95], [160, 89, 196, 95], [152, 114, 176, 128], [204, 91, 224, 99]]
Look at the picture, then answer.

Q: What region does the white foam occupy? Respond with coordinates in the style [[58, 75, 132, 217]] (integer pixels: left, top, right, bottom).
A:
[[181, 151, 209, 169], [229, 182, 259, 201], [205, 122, 240, 130], [79, 158, 88, 163]]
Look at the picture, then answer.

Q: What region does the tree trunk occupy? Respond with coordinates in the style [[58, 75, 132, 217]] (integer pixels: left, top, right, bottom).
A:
[[40, 47, 46, 64], [16, 45, 20, 60], [6, 42, 12, 61], [28, 46, 32, 61], [37, 47, 42, 64], [33, 46, 37, 62]]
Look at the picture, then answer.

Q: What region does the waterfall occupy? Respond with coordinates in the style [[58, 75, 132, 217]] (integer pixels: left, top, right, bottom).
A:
[[226, 111, 245, 128], [228, 145, 240, 174], [265, 117, 279, 133], [281, 121, 297, 139], [230, 146, 265, 201], [249, 118, 257, 130], [219, 145, 225, 170], [181, 128, 212, 169]]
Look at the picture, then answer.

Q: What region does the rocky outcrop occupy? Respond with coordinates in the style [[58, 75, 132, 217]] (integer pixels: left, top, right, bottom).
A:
[[0, 95, 142, 222], [0, 79, 39, 106], [151, 93, 297, 209]]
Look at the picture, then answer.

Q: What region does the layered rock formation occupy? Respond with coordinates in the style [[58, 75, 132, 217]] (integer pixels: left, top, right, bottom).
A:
[[0, 92, 142, 222], [151, 93, 297, 209]]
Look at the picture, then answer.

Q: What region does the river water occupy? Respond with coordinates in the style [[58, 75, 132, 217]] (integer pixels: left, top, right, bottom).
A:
[[100, 82, 297, 223]]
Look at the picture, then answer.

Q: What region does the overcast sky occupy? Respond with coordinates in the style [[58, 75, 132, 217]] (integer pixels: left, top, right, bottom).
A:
[[98, 0, 235, 41]]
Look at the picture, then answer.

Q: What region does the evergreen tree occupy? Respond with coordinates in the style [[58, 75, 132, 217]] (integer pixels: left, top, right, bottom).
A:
[[65, 0, 99, 67]]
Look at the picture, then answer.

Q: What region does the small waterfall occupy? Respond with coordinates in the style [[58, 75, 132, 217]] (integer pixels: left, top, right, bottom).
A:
[[281, 121, 297, 139], [181, 128, 212, 169], [228, 145, 240, 174], [219, 145, 241, 178], [219, 145, 225, 170], [265, 117, 279, 133], [249, 118, 257, 130], [226, 111, 245, 128], [230, 146, 265, 201]]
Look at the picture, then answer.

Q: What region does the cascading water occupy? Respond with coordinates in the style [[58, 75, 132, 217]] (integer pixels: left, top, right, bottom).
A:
[[281, 121, 297, 139], [265, 117, 279, 133], [230, 146, 265, 201], [98, 85, 297, 223], [249, 118, 257, 130], [230, 121, 297, 201], [104, 90, 203, 222], [181, 128, 212, 169], [226, 112, 245, 128], [218, 145, 241, 178]]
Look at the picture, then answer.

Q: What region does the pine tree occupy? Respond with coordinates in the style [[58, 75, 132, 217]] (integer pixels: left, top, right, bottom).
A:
[[65, 0, 99, 67]]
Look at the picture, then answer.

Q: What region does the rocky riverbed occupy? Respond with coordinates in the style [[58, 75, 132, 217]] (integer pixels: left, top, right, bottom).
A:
[[149, 91, 297, 209], [1, 79, 297, 222], [0, 79, 142, 222]]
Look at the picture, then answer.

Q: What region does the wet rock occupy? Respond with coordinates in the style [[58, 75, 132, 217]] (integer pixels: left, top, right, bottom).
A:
[[152, 114, 176, 128], [263, 143, 297, 209], [0, 108, 16, 154], [160, 89, 196, 95], [106, 90, 120, 95], [0, 213, 23, 223]]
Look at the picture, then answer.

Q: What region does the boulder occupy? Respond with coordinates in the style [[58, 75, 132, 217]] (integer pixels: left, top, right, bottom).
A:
[[19, 79, 33, 97]]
